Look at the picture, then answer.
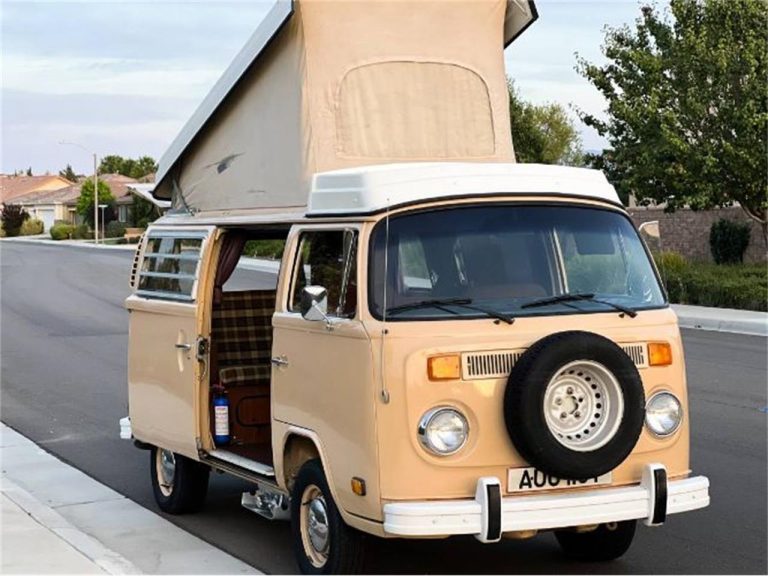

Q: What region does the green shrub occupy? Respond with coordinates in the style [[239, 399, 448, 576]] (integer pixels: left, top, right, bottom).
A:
[[20, 218, 44, 236], [50, 223, 75, 240], [0, 227, 5, 238], [72, 224, 92, 240], [243, 239, 286, 260], [105, 221, 126, 238], [1, 204, 30, 237], [709, 219, 750, 264], [652, 252, 767, 311]]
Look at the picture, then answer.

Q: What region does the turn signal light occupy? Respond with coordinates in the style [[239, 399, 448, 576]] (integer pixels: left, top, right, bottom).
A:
[[351, 477, 366, 496], [427, 355, 461, 381], [648, 342, 673, 366]]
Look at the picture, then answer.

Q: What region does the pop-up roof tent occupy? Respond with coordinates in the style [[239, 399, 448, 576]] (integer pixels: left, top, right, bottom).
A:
[[153, 0, 538, 214]]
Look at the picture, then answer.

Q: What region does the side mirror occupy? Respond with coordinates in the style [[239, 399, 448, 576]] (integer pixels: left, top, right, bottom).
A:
[[639, 220, 660, 239], [300, 286, 329, 322]]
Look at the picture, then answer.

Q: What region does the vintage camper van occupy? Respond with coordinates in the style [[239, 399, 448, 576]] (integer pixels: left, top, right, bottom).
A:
[[121, 1, 709, 573]]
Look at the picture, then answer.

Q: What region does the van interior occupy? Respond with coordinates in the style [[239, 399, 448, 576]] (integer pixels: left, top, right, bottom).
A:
[[207, 227, 289, 468]]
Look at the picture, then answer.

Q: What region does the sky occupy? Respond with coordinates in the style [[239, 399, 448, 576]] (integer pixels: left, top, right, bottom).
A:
[[0, 0, 659, 176]]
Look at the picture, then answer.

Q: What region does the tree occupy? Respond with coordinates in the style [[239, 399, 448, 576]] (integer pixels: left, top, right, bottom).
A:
[[130, 196, 160, 228], [1, 204, 30, 237], [576, 0, 768, 242], [98, 155, 126, 175], [59, 164, 78, 182], [77, 179, 116, 228], [98, 154, 158, 179], [583, 149, 631, 205], [25, 167, 32, 176], [509, 81, 583, 165]]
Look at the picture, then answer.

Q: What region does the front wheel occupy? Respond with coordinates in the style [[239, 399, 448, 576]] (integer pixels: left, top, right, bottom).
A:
[[290, 459, 365, 574], [554, 520, 636, 561], [150, 446, 209, 514]]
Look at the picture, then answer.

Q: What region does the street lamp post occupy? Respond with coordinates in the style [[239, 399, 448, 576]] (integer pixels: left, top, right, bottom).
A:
[[93, 154, 99, 245], [99, 204, 108, 242], [59, 141, 99, 244]]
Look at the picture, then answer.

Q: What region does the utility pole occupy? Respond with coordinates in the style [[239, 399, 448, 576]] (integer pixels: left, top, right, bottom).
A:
[[93, 153, 99, 244]]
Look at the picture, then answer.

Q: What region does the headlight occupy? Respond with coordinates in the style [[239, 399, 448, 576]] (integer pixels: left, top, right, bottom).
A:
[[645, 392, 683, 436], [418, 407, 469, 456]]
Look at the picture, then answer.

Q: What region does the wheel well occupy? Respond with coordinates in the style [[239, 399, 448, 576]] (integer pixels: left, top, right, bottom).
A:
[[283, 434, 321, 491]]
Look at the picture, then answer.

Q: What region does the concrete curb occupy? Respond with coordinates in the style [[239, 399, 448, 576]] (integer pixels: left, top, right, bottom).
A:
[[672, 304, 768, 337], [0, 423, 261, 575]]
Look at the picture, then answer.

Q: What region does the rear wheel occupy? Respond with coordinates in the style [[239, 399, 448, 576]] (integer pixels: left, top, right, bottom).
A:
[[291, 459, 365, 574], [555, 520, 637, 561], [150, 446, 209, 514]]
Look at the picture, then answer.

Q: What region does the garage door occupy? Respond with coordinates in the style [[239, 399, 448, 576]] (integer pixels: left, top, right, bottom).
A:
[[35, 209, 55, 232]]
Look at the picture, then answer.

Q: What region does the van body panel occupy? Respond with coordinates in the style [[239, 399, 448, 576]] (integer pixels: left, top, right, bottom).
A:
[[271, 311, 382, 520], [364, 308, 689, 501], [126, 226, 217, 460]]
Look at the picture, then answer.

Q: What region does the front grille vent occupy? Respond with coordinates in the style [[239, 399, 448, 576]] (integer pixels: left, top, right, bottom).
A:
[[462, 350, 525, 380], [620, 343, 648, 368], [461, 343, 648, 380]]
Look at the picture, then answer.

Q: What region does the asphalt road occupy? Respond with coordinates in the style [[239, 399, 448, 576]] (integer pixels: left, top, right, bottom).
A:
[[1, 241, 766, 575]]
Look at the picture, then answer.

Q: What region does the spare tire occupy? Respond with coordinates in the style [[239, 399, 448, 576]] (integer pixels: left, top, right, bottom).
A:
[[504, 331, 645, 479]]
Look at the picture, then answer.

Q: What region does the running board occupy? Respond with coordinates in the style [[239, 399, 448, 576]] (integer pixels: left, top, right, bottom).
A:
[[205, 449, 276, 477]]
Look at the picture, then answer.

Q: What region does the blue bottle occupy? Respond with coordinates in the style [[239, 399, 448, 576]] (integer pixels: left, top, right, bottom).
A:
[[213, 386, 230, 446]]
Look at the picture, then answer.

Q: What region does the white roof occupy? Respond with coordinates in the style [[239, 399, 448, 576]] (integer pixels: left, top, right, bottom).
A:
[[308, 163, 622, 215], [153, 0, 538, 199]]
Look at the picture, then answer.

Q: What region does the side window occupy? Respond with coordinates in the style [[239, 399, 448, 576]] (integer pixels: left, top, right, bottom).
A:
[[290, 230, 358, 318], [136, 232, 206, 302]]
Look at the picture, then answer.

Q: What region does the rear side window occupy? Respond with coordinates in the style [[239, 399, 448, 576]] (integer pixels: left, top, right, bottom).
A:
[[136, 231, 207, 302]]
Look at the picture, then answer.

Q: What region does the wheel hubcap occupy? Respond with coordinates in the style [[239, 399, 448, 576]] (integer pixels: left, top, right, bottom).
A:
[[156, 449, 176, 497], [543, 360, 624, 452], [300, 485, 330, 568]]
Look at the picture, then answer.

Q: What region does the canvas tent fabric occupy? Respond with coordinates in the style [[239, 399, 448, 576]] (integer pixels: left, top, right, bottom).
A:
[[155, 0, 537, 214]]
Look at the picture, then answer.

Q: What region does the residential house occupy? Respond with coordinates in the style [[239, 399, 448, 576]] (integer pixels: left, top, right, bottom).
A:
[[10, 173, 143, 230], [0, 174, 74, 219]]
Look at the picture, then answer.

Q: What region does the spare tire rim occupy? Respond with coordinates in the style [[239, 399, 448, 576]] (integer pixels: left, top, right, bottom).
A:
[[543, 360, 624, 452]]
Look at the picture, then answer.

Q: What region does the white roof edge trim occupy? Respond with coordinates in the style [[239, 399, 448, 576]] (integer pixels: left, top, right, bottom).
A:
[[127, 184, 171, 209], [154, 0, 294, 193], [307, 163, 622, 216], [152, 0, 537, 200]]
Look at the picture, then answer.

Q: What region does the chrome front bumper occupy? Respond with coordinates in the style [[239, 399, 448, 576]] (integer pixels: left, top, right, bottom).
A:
[[383, 464, 710, 543]]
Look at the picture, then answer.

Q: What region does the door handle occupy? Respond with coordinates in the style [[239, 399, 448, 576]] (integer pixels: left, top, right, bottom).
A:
[[271, 356, 289, 368], [175, 343, 192, 352]]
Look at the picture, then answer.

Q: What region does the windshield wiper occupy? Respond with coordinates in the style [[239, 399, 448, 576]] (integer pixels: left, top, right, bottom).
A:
[[387, 298, 515, 324], [520, 292, 637, 318]]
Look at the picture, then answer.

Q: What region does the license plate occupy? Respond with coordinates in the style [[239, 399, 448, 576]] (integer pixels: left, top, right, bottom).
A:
[[507, 467, 612, 493]]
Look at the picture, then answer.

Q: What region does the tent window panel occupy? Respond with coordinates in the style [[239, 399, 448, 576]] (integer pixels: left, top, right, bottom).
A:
[[337, 61, 495, 158]]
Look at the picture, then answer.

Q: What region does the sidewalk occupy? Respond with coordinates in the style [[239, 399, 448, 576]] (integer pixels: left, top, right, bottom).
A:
[[0, 423, 260, 575], [672, 304, 768, 337]]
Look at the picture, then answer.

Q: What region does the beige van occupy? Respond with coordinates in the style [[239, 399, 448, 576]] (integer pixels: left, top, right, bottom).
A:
[[122, 162, 710, 573], [121, 1, 708, 572]]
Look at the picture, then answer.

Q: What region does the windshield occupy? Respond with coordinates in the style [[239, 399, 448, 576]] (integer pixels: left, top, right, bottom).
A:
[[369, 204, 665, 320]]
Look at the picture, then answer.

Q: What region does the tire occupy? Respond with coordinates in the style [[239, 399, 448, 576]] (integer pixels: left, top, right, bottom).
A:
[[504, 331, 645, 479], [555, 520, 637, 561], [150, 446, 209, 514], [290, 459, 365, 574]]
